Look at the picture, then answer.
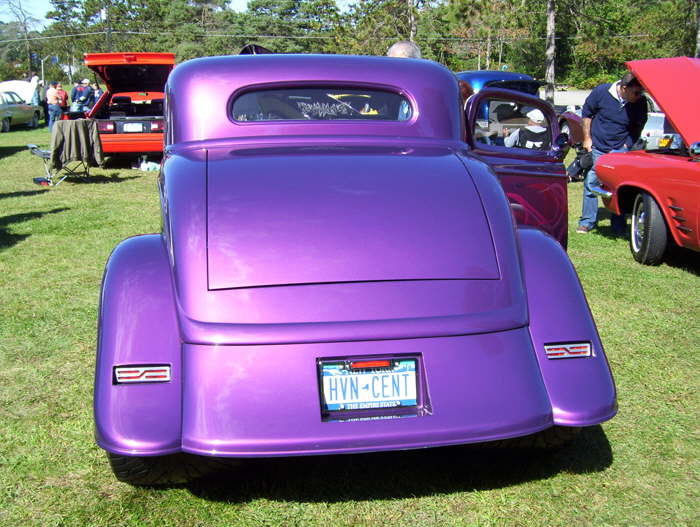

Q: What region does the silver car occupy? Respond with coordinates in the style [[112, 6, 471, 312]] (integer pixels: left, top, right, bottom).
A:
[[0, 91, 41, 131]]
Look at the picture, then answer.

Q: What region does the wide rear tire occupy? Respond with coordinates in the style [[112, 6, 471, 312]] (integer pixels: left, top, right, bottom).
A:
[[108, 452, 228, 486], [630, 192, 667, 265], [492, 426, 581, 449]]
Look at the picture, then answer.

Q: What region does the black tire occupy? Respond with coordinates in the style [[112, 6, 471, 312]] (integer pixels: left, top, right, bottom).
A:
[[1, 117, 10, 133], [491, 426, 581, 449], [107, 452, 229, 486], [630, 192, 667, 265], [27, 112, 39, 129]]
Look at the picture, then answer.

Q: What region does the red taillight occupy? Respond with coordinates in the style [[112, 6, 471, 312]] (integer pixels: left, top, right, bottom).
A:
[[544, 342, 592, 359], [114, 365, 171, 383], [98, 121, 115, 133], [150, 120, 164, 132], [350, 360, 391, 370]]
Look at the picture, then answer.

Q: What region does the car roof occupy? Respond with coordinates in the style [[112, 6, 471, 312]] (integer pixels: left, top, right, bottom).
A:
[[166, 54, 462, 146], [455, 70, 537, 91]]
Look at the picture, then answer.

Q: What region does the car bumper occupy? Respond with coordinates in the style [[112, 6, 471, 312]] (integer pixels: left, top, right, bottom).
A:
[[100, 133, 164, 154], [97, 327, 616, 457]]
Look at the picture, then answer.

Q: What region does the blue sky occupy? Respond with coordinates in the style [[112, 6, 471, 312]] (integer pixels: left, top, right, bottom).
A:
[[1, 1, 350, 25], [1, 0, 252, 25]]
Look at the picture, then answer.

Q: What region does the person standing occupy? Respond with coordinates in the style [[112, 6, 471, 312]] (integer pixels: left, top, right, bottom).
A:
[[70, 78, 93, 112], [90, 82, 103, 108], [387, 40, 422, 59], [56, 83, 69, 112], [45, 82, 62, 131], [577, 73, 647, 234]]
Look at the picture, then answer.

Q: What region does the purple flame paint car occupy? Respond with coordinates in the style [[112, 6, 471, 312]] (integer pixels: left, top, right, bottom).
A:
[[95, 54, 616, 485]]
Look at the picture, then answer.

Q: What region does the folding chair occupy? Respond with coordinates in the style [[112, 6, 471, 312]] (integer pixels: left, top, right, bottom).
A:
[[29, 119, 104, 186]]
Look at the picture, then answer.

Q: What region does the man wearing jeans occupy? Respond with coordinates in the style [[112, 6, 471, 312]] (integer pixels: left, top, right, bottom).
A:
[[45, 82, 63, 132], [577, 73, 647, 234]]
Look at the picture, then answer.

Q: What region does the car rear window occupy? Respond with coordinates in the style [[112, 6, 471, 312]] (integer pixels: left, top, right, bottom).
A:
[[231, 87, 412, 122]]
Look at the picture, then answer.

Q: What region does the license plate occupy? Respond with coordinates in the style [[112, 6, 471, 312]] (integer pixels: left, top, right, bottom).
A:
[[320, 359, 417, 412], [123, 122, 143, 132]]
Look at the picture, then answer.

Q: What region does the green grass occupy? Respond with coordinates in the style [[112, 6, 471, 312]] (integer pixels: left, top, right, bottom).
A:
[[1, 127, 698, 526]]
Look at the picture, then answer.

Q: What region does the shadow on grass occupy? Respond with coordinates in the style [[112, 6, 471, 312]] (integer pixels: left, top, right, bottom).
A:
[[60, 173, 140, 185], [186, 425, 612, 502], [0, 207, 69, 251], [664, 245, 700, 276], [592, 208, 700, 275], [0, 145, 30, 158], [0, 189, 49, 200]]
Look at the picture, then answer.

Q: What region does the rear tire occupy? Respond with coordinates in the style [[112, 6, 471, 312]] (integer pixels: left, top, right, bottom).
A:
[[28, 112, 39, 129], [630, 192, 667, 265], [492, 426, 581, 449], [107, 452, 228, 486], [1, 117, 10, 132]]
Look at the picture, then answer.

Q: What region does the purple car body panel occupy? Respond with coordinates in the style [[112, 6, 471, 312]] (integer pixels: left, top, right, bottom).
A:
[[95, 54, 616, 458]]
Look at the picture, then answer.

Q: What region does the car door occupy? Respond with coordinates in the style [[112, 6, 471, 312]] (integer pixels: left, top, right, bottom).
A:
[[464, 88, 569, 248], [8, 91, 30, 124], [0, 92, 12, 121]]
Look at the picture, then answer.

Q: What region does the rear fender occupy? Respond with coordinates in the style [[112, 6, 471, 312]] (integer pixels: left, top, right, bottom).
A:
[[518, 227, 617, 426], [94, 234, 182, 455]]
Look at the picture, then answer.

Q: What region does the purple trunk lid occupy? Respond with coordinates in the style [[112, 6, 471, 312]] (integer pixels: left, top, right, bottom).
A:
[[207, 145, 498, 290]]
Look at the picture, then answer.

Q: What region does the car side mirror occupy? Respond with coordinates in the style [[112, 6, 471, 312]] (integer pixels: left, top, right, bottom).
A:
[[689, 141, 700, 160]]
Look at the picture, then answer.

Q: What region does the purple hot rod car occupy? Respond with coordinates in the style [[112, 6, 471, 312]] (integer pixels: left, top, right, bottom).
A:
[[95, 54, 616, 485]]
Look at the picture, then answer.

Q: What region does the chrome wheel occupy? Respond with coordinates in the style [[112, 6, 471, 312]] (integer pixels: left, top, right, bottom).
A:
[[629, 192, 667, 265], [631, 196, 646, 253]]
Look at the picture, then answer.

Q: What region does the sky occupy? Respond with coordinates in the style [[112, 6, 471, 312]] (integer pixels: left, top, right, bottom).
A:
[[0, 0, 253, 25]]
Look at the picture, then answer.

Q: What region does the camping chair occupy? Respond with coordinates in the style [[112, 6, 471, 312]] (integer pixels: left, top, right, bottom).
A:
[[29, 119, 104, 186]]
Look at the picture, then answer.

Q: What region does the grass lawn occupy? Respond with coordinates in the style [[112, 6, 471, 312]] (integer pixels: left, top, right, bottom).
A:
[[1, 127, 698, 526]]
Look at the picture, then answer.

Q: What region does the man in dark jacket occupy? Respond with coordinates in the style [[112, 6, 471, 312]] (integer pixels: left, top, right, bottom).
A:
[[577, 73, 647, 234], [70, 78, 94, 112]]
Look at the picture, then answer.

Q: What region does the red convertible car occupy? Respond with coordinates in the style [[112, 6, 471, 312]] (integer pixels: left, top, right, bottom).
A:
[[84, 52, 175, 155], [593, 57, 700, 264]]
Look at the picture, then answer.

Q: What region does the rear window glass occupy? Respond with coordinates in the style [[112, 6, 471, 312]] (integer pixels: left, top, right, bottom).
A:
[[232, 87, 412, 122]]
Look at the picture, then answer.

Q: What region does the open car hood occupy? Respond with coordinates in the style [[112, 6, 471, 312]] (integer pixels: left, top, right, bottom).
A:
[[206, 146, 500, 290], [626, 57, 700, 147], [84, 52, 175, 93]]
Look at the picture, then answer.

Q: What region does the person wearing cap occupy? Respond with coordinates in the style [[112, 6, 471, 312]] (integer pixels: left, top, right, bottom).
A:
[[70, 78, 94, 112], [503, 108, 550, 149], [577, 73, 647, 234]]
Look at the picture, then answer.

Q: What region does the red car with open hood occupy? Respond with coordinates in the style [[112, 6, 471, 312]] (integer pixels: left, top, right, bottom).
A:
[[593, 57, 700, 264], [84, 52, 175, 155]]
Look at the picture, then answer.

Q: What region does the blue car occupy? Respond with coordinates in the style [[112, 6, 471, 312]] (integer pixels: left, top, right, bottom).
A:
[[456, 70, 541, 96]]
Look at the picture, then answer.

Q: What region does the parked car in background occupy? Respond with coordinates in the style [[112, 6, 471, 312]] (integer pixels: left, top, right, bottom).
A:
[[593, 57, 700, 265], [559, 97, 668, 149], [455, 70, 541, 95], [0, 90, 41, 131], [84, 52, 175, 155], [95, 54, 616, 486]]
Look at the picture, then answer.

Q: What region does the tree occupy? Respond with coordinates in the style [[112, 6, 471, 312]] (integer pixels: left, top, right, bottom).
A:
[[0, 0, 39, 75], [544, 0, 555, 102]]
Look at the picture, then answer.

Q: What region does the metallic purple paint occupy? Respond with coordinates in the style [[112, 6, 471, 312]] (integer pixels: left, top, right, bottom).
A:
[[95, 55, 615, 472]]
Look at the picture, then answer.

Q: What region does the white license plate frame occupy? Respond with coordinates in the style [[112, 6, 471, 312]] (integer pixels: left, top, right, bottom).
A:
[[123, 122, 143, 133], [319, 358, 418, 413]]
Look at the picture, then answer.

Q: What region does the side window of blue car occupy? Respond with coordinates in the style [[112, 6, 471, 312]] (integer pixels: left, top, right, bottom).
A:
[[474, 98, 551, 151], [232, 87, 412, 122]]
